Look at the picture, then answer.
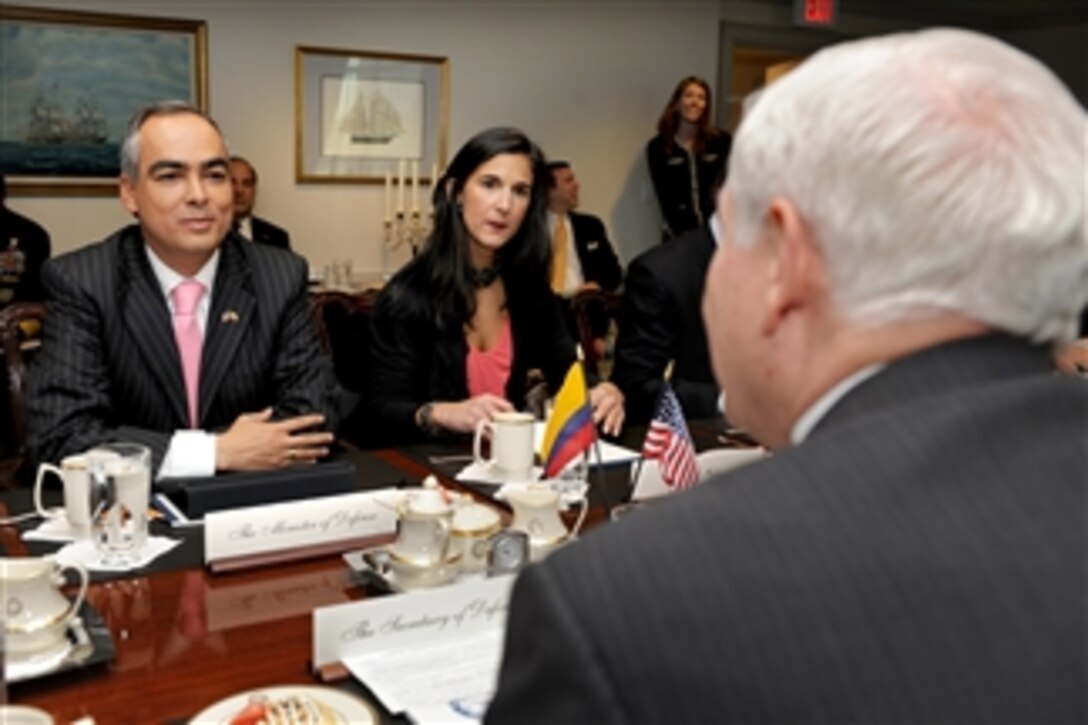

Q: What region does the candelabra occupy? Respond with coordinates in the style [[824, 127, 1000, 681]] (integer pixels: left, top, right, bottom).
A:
[[382, 158, 439, 279], [384, 210, 432, 258]]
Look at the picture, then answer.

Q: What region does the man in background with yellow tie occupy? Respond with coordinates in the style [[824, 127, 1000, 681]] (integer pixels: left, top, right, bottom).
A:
[[28, 101, 339, 480], [546, 161, 623, 352]]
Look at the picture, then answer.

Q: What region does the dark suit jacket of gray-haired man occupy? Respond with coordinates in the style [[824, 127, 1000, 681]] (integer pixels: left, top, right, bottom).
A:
[[28, 102, 338, 479], [488, 29, 1086, 723]]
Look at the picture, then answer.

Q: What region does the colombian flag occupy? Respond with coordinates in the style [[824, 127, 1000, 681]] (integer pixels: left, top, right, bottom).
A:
[[539, 361, 596, 478]]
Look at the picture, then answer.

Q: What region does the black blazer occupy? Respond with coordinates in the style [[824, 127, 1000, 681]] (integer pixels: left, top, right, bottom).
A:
[[646, 131, 731, 239], [569, 212, 622, 292], [610, 223, 717, 423], [367, 265, 577, 446], [27, 225, 339, 473], [250, 216, 291, 250], [488, 335, 1086, 722]]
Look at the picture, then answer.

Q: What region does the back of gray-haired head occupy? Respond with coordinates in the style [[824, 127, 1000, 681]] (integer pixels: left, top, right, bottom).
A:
[[119, 100, 227, 181], [727, 28, 1087, 344]]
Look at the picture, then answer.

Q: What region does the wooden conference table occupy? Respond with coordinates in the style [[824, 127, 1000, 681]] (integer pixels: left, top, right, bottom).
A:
[[3, 423, 736, 723]]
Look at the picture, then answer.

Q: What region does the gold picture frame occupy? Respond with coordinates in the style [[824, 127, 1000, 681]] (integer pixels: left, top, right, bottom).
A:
[[0, 5, 208, 197], [295, 45, 450, 184]]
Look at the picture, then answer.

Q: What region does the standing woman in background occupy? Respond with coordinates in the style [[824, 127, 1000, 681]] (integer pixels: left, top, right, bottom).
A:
[[646, 76, 732, 241], [367, 127, 624, 445]]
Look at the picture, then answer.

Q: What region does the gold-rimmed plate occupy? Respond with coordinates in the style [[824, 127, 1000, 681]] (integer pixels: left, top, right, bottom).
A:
[[189, 685, 378, 724]]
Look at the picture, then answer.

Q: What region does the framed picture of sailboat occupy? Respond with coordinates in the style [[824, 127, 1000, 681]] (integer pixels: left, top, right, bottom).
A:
[[0, 5, 207, 196], [296, 46, 449, 184]]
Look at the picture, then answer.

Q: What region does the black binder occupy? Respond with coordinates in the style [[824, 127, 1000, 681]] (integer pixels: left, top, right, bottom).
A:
[[161, 460, 359, 519]]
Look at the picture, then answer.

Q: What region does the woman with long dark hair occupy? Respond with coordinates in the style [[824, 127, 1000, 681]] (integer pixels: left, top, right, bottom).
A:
[[367, 127, 624, 444], [646, 76, 732, 240]]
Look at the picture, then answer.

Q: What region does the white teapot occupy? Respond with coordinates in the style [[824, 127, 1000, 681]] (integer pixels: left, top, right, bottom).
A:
[[505, 484, 587, 561], [392, 488, 454, 568], [1, 557, 89, 660]]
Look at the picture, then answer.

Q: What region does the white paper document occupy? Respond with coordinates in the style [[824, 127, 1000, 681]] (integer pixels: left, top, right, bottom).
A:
[[314, 575, 514, 723], [344, 628, 503, 723], [587, 439, 641, 467], [533, 422, 640, 467]]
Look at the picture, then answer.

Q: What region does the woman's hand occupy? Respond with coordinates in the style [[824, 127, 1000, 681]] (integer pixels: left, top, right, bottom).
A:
[[589, 382, 625, 437], [432, 395, 514, 434]]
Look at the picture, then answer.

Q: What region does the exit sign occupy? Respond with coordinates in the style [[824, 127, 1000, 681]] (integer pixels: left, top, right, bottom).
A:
[[794, 0, 838, 27]]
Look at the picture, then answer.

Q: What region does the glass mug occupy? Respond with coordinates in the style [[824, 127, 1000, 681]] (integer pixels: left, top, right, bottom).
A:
[[88, 443, 152, 567]]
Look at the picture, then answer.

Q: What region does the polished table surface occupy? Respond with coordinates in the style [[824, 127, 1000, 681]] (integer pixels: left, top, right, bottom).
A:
[[3, 423, 738, 722]]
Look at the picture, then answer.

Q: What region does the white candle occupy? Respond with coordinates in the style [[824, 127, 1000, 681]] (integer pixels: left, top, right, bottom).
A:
[[397, 159, 406, 213], [384, 169, 392, 223], [411, 160, 420, 213]]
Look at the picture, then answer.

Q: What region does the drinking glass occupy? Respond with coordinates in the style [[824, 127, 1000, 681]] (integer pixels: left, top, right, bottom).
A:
[[1, 626, 6, 703], [341, 259, 354, 289], [88, 443, 151, 567]]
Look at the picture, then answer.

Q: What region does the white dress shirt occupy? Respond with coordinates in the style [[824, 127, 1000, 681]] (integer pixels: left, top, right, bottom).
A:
[[236, 216, 253, 241], [790, 364, 884, 445]]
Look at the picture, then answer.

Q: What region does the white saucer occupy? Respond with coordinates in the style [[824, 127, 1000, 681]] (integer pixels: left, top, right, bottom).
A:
[[6, 613, 96, 684], [386, 550, 462, 591], [5, 634, 74, 683], [454, 460, 543, 485], [190, 684, 378, 724], [0, 705, 54, 725]]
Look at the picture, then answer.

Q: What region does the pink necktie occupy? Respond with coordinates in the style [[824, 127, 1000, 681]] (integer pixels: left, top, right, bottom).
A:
[[171, 279, 205, 428]]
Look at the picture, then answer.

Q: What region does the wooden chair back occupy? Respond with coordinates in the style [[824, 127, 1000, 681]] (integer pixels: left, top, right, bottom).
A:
[[0, 302, 46, 488], [570, 288, 623, 377]]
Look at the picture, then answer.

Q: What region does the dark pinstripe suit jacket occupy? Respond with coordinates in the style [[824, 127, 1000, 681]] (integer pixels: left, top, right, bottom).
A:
[[488, 335, 1085, 723], [27, 225, 339, 473]]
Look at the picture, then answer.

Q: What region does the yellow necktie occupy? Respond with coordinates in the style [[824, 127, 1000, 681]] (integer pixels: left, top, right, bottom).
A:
[[551, 215, 569, 294]]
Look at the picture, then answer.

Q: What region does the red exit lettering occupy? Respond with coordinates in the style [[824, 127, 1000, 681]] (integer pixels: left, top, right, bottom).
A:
[[805, 0, 834, 24]]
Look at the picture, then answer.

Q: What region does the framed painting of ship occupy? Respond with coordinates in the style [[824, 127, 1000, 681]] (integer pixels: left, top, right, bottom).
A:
[[0, 5, 207, 196], [296, 46, 450, 184]]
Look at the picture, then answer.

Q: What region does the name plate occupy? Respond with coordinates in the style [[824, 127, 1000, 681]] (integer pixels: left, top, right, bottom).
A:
[[312, 575, 514, 670], [204, 489, 398, 570]]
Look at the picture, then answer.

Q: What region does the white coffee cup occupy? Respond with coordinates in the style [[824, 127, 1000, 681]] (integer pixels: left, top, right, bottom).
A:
[[1, 556, 89, 661], [506, 483, 588, 561], [33, 454, 95, 538], [451, 502, 502, 573], [473, 411, 535, 482]]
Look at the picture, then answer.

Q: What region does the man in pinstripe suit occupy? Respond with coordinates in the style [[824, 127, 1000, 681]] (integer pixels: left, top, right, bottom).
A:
[[28, 102, 339, 479], [488, 30, 1085, 723]]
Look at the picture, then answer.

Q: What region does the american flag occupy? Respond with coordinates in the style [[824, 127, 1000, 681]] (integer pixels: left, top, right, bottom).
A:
[[641, 383, 699, 489]]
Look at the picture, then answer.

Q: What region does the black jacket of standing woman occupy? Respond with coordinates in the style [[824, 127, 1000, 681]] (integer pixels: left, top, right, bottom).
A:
[[646, 76, 732, 241]]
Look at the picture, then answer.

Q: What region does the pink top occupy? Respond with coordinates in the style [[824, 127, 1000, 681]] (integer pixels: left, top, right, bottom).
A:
[[466, 318, 513, 398]]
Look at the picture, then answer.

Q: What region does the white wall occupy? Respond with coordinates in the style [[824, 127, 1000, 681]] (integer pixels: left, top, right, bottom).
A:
[[7, 0, 724, 271]]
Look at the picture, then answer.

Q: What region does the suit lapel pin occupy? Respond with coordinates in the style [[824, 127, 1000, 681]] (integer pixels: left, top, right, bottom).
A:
[[221, 310, 240, 324]]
